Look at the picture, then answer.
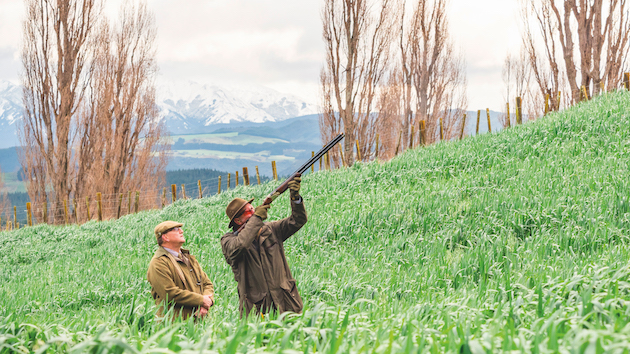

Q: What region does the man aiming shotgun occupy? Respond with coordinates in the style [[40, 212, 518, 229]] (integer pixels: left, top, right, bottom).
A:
[[220, 133, 344, 317]]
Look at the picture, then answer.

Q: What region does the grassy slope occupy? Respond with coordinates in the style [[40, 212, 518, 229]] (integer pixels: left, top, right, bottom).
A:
[[1, 92, 630, 352]]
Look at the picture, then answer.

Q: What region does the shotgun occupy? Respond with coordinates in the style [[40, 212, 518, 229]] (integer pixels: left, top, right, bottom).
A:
[[262, 133, 345, 205]]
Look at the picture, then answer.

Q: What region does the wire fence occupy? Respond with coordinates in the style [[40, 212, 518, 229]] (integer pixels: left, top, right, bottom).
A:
[[3, 77, 630, 231]]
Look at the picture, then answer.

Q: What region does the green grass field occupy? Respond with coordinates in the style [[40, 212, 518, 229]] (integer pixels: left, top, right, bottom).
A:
[[2, 91, 630, 353]]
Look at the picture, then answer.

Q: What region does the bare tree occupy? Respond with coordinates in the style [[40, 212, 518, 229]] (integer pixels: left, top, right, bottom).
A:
[[375, 69, 404, 159], [521, 0, 630, 110], [20, 0, 102, 223], [401, 0, 467, 145], [20, 0, 167, 223], [78, 2, 168, 218], [320, 0, 398, 165], [501, 50, 533, 127]]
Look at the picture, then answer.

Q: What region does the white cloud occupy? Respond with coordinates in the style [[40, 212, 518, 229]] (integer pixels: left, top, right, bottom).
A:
[[0, 0, 524, 110]]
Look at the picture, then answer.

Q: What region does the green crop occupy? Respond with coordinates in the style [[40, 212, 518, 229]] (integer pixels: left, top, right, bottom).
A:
[[2, 91, 630, 353]]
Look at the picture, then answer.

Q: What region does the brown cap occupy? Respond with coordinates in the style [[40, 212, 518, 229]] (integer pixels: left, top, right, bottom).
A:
[[226, 197, 255, 227], [154, 221, 183, 241]]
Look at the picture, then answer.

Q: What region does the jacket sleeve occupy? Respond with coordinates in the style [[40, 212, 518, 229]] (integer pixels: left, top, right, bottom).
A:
[[148, 257, 204, 307], [221, 216, 264, 264], [272, 198, 307, 243], [200, 269, 214, 297]]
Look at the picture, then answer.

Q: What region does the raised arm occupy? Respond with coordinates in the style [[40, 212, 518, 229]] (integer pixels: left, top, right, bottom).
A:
[[221, 211, 265, 263], [272, 177, 307, 242]]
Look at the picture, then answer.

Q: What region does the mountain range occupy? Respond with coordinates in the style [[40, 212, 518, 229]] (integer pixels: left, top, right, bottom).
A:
[[0, 79, 319, 149], [0, 78, 514, 178]]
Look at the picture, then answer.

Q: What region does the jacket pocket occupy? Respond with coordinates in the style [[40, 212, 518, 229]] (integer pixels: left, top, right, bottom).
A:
[[281, 280, 303, 313]]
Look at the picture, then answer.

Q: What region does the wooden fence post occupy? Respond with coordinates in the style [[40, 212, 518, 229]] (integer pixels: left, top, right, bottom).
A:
[[624, 72, 630, 89], [134, 191, 139, 213], [339, 145, 346, 167], [198, 180, 203, 199], [255, 166, 261, 184], [439, 117, 444, 140], [227, 173, 231, 189], [217, 176, 222, 194], [394, 129, 403, 155], [375, 133, 380, 159], [516, 97, 523, 125], [235, 171, 239, 186], [64, 199, 69, 224], [581, 85, 589, 101], [311, 152, 315, 172], [544, 93, 550, 115], [557, 91, 562, 110], [326, 152, 332, 170], [86, 196, 91, 220], [243, 167, 250, 186], [43, 202, 48, 224], [72, 199, 77, 223], [476, 110, 481, 134], [356, 139, 362, 161], [419, 120, 426, 146], [319, 153, 323, 170], [486, 108, 492, 133], [409, 125, 415, 149], [181, 184, 187, 199], [26, 202, 32, 226], [128, 191, 132, 214], [171, 184, 177, 203], [459, 113, 466, 139], [117, 193, 123, 219], [272, 161, 277, 180], [96, 193, 102, 221], [13, 206, 17, 229], [506, 103, 511, 128], [162, 188, 166, 208]]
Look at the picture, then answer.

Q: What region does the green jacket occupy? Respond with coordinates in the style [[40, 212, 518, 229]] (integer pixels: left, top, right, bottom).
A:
[[146, 247, 214, 320], [221, 199, 307, 317]]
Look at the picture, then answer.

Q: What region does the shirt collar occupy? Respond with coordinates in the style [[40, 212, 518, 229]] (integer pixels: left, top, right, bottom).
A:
[[162, 246, 180, 258]]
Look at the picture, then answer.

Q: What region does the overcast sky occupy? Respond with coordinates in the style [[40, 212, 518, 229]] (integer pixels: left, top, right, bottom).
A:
[[0, 0, 523, 111]]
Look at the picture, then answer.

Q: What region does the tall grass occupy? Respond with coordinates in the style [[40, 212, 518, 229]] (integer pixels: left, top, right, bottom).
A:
[[1, 91, 630, 353]]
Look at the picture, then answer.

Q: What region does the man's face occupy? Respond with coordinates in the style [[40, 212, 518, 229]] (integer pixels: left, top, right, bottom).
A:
[[163, 226, 185, 245], [234, 204, 255, 225]]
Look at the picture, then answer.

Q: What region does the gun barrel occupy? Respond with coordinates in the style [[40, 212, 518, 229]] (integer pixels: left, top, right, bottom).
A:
[[262, 133, 345, 205], [296, 133, 345, 174]]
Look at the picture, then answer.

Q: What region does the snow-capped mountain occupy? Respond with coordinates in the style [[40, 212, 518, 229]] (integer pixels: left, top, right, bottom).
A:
[[156, 79, 318, 134], [0, 81, 22, 149], [0, 79, 319, 148]]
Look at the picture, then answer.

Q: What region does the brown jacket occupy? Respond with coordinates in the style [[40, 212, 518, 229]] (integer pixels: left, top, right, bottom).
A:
[[221, 199, 307, 317], [146, 247, 214, 320]]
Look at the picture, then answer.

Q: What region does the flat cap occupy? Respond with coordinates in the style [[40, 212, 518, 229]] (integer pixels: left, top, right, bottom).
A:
[[154, 220, 183, 240]]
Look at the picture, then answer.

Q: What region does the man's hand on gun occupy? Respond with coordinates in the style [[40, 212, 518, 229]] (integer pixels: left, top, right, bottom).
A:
[[288, 176, 301, 201]]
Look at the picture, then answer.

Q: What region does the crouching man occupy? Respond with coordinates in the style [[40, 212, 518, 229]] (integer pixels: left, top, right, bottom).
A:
[[221, 176, 307, 317], [147, 221, 214, 320]]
